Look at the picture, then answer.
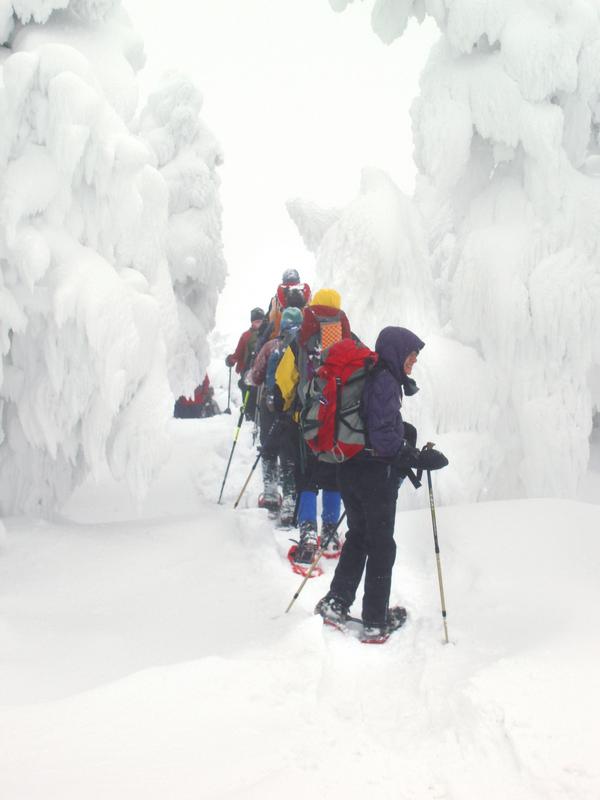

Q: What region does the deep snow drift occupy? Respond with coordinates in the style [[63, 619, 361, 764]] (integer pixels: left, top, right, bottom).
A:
[[1, 412, 599, 799], [288, 0, 600, 503], [0, 1, 225, 516]]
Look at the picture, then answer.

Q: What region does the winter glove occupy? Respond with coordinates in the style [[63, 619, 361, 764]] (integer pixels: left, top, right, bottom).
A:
[[393, 441, 421, 470], [225, 355, 234, 368], [394, 441, 449, 472], [418, 448, 448, 472], [402, 376, 419, 396]]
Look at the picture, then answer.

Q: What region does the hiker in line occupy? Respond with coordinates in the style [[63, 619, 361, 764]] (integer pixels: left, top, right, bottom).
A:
[[225, 307, 265, 421], [315, 326, 448, 642], [258, 269, 311, 345], [275, 288, 351, 567], [250, 307, 304, 526]]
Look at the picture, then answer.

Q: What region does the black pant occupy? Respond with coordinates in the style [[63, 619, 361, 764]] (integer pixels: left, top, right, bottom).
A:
[[329, 458, 401, 625], [298, 449, 339, 493], [259, 402, 300, 503], [259, 404, 298, 461]]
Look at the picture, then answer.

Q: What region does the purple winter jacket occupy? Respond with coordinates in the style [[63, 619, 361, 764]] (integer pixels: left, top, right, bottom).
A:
[[362, 327, 425, 459]]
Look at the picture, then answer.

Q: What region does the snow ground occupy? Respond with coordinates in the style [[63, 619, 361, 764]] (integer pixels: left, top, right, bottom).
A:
[[1, 413, 600, 800]]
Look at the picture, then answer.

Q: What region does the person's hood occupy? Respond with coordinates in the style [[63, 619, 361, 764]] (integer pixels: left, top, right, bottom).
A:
[[375, 326, 425, 389]]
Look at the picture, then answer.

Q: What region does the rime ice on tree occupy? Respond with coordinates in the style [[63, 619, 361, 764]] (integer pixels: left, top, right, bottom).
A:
[[136, 72, 226, 398], [0, 1, 225, 514], [293, 0, 600, 501]]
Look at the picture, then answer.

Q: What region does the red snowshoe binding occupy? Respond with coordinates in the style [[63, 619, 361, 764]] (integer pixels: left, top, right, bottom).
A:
[[320, 522, 343, 560], [287, 522, 323, 577]]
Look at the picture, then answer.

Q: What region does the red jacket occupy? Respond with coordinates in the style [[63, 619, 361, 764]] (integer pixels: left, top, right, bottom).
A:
[[227, 329, 254, 374]]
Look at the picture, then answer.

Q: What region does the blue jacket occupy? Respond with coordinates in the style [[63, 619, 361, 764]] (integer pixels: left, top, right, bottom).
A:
[[362, 327, 425, 458]]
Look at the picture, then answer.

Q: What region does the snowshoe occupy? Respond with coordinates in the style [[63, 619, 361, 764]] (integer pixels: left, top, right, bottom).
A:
[[360, 606, 407, 644], [320, 522, 343, 560], [318, 605, 407, 644], [258, 492, 282, 518], [287, 522, 321, 577], [314, 595, 349, 629], [287, 544, 323, 577]]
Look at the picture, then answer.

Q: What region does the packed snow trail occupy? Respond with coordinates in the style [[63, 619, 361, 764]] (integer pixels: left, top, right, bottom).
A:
[[1, 414, 599, 799]]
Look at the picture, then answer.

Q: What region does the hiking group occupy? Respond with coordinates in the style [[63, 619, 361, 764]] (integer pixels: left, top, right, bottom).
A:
[[224, 269, 448, 643]]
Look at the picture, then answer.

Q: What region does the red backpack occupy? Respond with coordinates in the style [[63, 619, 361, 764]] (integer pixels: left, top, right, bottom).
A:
[[301, 338, 378, 463]]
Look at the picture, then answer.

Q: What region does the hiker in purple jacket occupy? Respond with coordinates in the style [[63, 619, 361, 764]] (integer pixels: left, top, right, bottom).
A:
[[315, 326, 448, 642]]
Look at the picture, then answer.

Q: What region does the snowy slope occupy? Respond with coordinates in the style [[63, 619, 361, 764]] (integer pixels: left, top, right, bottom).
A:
[[1, 415, 599, 799]]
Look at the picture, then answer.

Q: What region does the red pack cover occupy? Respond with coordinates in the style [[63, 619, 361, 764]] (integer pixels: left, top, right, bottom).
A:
[[306, 339, 378, 461]]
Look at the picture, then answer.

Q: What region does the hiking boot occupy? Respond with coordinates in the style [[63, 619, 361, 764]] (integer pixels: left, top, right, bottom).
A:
[[261, 455, 279, 503], [314, 595, 349, 626], [361, 606, 407, 644], [293, 521, 318, 565], [278, 492, 296, 529], [321, 522, 342, 556]]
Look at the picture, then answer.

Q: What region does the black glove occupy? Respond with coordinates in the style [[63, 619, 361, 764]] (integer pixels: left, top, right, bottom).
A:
[[394, 442, 449, 472], [402, 376, 419, 396], [394, 441, 421, 470], [418, 448, 448, 472], [225, 355, 234, 368]]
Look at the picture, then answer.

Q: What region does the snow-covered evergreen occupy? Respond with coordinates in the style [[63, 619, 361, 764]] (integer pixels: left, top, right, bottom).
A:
[[136, 72, 225, 396], [293, 0, 600, 501], [0, 1, 225, 514]]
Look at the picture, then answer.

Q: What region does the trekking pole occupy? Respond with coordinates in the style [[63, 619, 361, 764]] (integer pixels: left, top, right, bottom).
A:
[[285, 510, 347, 614], [233, 417, 279, 509], [217, 389, 250, 504], [426, 467, 449, 644], [224, 367, 232, 414]]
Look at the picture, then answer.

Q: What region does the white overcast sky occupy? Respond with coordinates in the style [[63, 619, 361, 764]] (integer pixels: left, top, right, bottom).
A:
[[122, 0, 438, 327]]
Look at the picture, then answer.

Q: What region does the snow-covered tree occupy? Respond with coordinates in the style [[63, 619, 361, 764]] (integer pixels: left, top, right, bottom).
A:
[[136, 72, 225, 396], [294, 0, 600, 501], [0, 1, 225, 514]]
